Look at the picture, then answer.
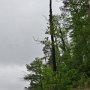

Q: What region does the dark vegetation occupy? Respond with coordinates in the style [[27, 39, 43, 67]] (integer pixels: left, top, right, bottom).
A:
[[24, 0, 90, 90]]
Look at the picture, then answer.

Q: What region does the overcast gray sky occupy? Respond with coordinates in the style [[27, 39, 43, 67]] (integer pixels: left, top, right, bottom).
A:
[[0, 0, 62, 90]]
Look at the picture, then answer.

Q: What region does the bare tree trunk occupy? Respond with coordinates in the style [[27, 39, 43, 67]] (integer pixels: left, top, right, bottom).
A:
[[49, 0, 57, 72]]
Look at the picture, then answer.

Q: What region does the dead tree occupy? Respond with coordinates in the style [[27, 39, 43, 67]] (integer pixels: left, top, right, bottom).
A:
[[49, 0, 57, 72]]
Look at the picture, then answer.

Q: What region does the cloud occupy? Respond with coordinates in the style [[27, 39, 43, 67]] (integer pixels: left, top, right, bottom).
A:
[[0, 0, 49, 89], [0, 65, 26, 90], [0, 0, 49, 65]]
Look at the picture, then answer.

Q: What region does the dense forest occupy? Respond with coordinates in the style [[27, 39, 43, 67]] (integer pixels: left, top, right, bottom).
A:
[[24, 0, 90, 90]]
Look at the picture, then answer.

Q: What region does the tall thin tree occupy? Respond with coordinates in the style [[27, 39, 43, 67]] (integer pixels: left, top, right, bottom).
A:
[[49, 0, 57, 72]]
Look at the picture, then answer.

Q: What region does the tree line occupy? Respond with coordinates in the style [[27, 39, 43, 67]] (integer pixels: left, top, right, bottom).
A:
[[24, 0, 90, 90]]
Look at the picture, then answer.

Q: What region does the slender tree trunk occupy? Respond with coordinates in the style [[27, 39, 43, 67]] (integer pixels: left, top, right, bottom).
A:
[[49, 0, 56, 72]]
